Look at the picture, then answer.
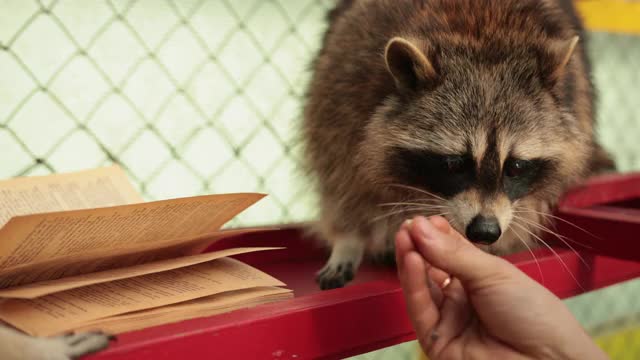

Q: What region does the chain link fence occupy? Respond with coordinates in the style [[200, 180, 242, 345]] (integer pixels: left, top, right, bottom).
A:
[[0, 0, 335, 227], [0, 1, 639, 359]]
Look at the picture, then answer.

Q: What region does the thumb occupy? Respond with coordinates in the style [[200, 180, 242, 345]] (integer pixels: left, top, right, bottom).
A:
[[408, 216, 516, 285]]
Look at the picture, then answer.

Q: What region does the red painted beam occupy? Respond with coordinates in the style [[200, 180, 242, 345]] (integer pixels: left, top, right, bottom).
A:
[[87, 232, 640, 360]]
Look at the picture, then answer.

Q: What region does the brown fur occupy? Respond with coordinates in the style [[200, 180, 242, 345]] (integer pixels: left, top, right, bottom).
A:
[[301, 0, 615, 289]]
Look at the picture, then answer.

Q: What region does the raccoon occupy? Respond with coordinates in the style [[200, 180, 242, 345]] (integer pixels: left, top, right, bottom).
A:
[[301, 0, 615, 290]]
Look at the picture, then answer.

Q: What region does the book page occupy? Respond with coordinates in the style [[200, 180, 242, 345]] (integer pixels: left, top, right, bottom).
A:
[[0, 192, 265, 282], [0, 227, 275, 289], [0, 247, 282, 299], [0, 166, 142, 228], [74, 287, 293, 335], [108, 286, 292, 320], [0, 258, 285, 336]]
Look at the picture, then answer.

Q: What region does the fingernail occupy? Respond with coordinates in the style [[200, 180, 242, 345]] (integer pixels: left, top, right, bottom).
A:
[[403, 219, 413, 227], [441, 277, 451, 289]]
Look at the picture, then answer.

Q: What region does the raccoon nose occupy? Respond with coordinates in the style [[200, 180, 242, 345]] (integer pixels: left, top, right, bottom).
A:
[[466, 216, 501, 245]]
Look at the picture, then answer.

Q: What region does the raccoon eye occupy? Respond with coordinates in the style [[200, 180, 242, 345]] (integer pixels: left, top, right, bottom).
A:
[[505, 159, 533, 178]]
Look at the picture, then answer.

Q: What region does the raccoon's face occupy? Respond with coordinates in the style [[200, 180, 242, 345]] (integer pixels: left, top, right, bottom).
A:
[[360, 36, 592, 251], [385, 133, 558, 249]]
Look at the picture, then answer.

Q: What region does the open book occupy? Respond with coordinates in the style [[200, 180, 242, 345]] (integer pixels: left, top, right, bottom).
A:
[[0, 166, 292, 336]]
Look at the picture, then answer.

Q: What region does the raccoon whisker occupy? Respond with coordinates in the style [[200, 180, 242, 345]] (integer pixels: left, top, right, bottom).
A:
[[448, 216, 459, 230], [370, 208, 450, 224], [511, 213, 593, 251], [369, 212, 451, 226], [375, 201, 447, 218], [527, 208, 566, 243], [546, 213, 567, 244], [524, 210, 567, 240], [378, 198, 446, 226], [510, 221, 545, 285], [387, 184, 447, 202], [378, 202, 447, 209], [389, 194, 444, 203], [401, 196, 449, 205], [373, 206, 450, 222], [511, 214, 590, 270], [511, 208, 589, 247], [384, 198, 408, 220], [512, 209, 603, 241], [383, 198, 447, 220], [510, 221, 585, 292]]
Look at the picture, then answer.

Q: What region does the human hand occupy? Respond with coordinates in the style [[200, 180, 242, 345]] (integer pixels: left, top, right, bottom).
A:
[[395, 216, 609, 360]]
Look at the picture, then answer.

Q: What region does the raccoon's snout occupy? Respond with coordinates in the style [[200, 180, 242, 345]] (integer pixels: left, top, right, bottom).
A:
[[465, 215, 501, 245]]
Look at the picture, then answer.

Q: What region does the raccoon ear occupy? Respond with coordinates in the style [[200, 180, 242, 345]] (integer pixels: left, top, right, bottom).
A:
[[542, 35, 579, 86], [384, 37, 439, 91]]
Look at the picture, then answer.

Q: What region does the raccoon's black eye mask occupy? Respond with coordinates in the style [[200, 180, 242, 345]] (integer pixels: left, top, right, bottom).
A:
[[387, 147, 554, 199], [503, 157, 553, 200], [387, 147, 475, 197]]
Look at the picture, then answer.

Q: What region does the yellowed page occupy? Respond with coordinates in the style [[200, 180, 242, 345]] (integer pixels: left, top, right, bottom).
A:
[[0, 166, 142, 228], [184, 226, 282, 255], [0, 192, 265, 281], [111, 286, 292, 319], [0, 247, 283, 299], [0, 226, 276, 289], [74, 287, 293, 335], [0, 258, 285, 336]]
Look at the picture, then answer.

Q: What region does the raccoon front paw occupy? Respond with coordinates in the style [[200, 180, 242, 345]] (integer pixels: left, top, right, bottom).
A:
[[48, 331, 115, 359], [315, 262, 355, 290]]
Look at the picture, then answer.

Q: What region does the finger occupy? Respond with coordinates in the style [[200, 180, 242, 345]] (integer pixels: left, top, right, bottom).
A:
[[422, 266, 447, 308], [401, 218, 452, 286], [394, 226, 414, 270], [422, 272, 442, 308], [428, 215, 452, 233], [400, 251, 440, 349], [428, 266, 451, 289], [398, 219, 450, 306], [430, 277, 473, 357], [408, 216, 515, 285]]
